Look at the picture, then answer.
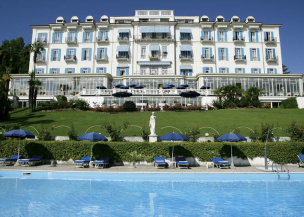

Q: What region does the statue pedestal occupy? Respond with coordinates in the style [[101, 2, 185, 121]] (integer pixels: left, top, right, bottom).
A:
[[149, 134, 158, 142]]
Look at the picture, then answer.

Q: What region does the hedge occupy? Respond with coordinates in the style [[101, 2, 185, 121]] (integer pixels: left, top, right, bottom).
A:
[[0, 140, 303, 164]]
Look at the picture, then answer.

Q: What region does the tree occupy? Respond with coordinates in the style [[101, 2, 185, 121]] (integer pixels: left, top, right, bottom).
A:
[[0, 67, 12, 121], [282, 64, 290, 74], [28, 42, 44, 112], [243, 87, 264, 107]]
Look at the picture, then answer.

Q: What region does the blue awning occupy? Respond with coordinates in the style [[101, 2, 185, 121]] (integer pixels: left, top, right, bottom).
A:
[[138, 62, 171, 66], [140, 26, 170, 33], [118, 29, 130, 33], [180, 29, 191, 33], [117, 46, 130, 52], [180, 66, 192, 70], [162, 46, 167, 52], [180, 46, 192, 51], [149, 45, 160, 51]]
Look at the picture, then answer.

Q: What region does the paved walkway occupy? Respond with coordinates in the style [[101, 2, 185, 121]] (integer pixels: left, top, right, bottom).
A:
[[1, 163, 303, 173]]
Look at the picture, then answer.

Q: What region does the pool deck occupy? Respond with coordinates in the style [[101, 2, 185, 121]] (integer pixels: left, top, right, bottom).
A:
[[1, 163, 303, 173]]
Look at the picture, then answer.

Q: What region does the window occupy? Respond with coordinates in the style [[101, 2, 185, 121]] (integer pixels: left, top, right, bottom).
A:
[[220, 48, 225, 60], [269, 68, 274, 74], [205, 67, 210, 73], [68, 49, 74, 57], [235, 48, 241, 59], [67, 68, 73, 74], [118, 51, 129, 58], [37, 52, 44, 60], [180, 51, 192, 58], [151, 50, 160, 58], [220, 31, 225, 42], [36, 68, 42, 74], [98, 68, 105, 73], [119, 32, 129, 40], [99, 48, 105, 59], [85, 32, 90, 42], [252, 68, 258, 74], [181, 69, 191, 76], [236, 68, 242, 74], [150, 66, 158, 75], [162, 66, 168, 75], [220, 68, 226, 73], [120, 67, 126, 76], [54, 32, 60, 43], [203, 31, 209, 40], [265, 32, 271, 41], [266, 49, 273, 60], [251, 32, 256, 42], [141, 46, 146, 59], [204, 48, 210, 58], [252, 48, 257, 61], [53, 49, 59, 61], [234, 31, 240, 40], [140, 66, 147, 75], [39, 33, 46, 42], [83, 49, 89, 60], [69, 32, 76, 41], [180, 33, 191, 40], [82, 68, 88, 74], [162, 46, 167, 57], [99, 31, 107, 41], [51, 68, 57, 74]]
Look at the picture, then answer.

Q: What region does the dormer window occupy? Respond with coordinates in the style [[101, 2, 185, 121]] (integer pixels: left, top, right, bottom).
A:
[[71, 16, 79, 23], [202, 18, 209, 22], [248, 19, 254, 22], [56, 16, 64, 24], [87, 19, 93, 22], [85, 16, 94, 23], [72, 19, 78, 23], [233, 19, 239, 22], [217, 18, 224, 22]]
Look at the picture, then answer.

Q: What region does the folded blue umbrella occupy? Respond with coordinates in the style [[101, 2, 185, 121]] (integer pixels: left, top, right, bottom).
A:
[[216, 133, 247, 142]]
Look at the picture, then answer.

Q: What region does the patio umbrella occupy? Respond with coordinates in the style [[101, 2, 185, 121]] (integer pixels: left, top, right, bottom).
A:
[[158, 132, 189, 161], [119, 85, 129, 89], [200, 86, 211, 89], [176, 86, 186, 89], [4, 129, 35, 160], [129, 84, 137, 88], [179, 91, 200, 98], [180, 84, 189, 87], [166, 84, 175, 87], [96, 85, 107, 89], [302, 138, 304, 141], [216, 133, 247, 167], [134, 85, 144, 89], [112, 92, 132, 97], [77, 132, 108, 159], [115, 84, 124, 88]]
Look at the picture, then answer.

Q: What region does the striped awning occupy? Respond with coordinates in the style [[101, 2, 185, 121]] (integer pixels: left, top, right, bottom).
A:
[[138, 62, 171, 66], [117, 46, 130, 51], [149, 45, 160, 51], [180, 46, 192, 51], [118, 29, 130, 33], [180, 29, 191, 33], [140, 26, 170, 33], [180, 66, 192, 70]]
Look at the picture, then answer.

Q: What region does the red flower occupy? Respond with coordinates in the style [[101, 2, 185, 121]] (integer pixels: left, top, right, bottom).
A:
[[294, 127, 296, 129], [238, 130, 240, 133], [261, 127, 264, 130], [300, 129, 302, 132], [44, 130, 47, 132], [250, 131, 252, 133], [53, 125, 55, 127], [128, 125, 130, 127], [277, 122, 279, 125], [194, 126, 197, 128], [45, 134, 47, 136]]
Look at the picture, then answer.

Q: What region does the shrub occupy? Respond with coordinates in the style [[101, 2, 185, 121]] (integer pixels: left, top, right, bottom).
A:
[[280, 97, 298, 109], [141, 125, 149, 141], [70, 99, 89, 110], [38, 124, 54, 141], [285, 122, 303, 141], [184, 126, 200, 142], [102, 122, 129, 141], [67, 122, 78, 141], [249, 122, 274, 142], [123, 101, 137, 112]]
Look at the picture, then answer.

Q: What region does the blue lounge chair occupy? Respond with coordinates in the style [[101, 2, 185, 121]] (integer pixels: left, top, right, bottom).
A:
[[175, 157, 190, 169], [154, 157, 166, 168], [212, 157, 231, 169], [298, 155, 304, 167], [74, 156, 91, 168], [19, 155, 44, 167], [0, 155, 22, 166], [92, 157, 110, 168]]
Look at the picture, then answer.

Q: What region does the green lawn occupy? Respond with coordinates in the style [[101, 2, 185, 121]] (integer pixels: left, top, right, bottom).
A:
[[1, 108, 303, 137]]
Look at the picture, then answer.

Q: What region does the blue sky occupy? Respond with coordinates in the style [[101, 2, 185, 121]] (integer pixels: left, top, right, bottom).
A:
[[0, 0, 303, 78]]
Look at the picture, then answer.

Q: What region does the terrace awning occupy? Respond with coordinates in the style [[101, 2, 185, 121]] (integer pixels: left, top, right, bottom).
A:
[[118, 29, 130, 33], [138, 61, 171, 66], [180, 66, 192, 70], [149, 45, 160, 51], [140, 26, 170, 33], [180, 29, 191, 33], [180, 46, 192, 51], [117, 46, 130, 52]]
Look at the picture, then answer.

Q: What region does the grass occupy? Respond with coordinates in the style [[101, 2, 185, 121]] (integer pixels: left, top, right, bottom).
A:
[[1, 108, 303, 137]]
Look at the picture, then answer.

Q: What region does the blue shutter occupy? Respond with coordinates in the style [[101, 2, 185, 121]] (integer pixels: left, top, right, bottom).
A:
[[58, 49, 61, 61], [218, 48, 221, 60], [35, 69, 37, 74], [105, 48, 107, 58], [210, 67, 213, 73], [259, 68, 261, 74], [43, 50, 46, 60], [104, 67, 107, 73], [96, 67, 99, 73], [97, 48, 100, 58], [203, 67, 206, 73], [202, 48, 205, 58], [233, 31, 235, 40], [234, 48, 237, 56], [271, 32, 274, 40], [66, 48, 69, 56], [59, 32, 62, 43], [89, 48, 92, 60], [256, 31, 259, 42], [90, 32, 93, 42], [189, 69, 192, 76], [41, 69, 44, 74], [250, 48, 253, 61], [74, 48, 76, 57], [225, 31, 227, 42], [75, 32, 77, 41], [38, 33, 41, 41], [208, 30, 211, 40], [126, 32, 129, 40], [264, 32, 266, 41], [80, 68, 83, 73], [105, 31, 108, 40], [243, 68, 245, 74], [180, 69, 183, 75], [45, 33, 48, 42], [126, 67, 129, 75], [49, 69, 52, 74], [225, 48, 228, 60], [180, 33, 183, 40], [210, 48, 212, 57], [241, 48, 244, 59], [88, 68, 91, 73], [240, 31, 243, 40], [249, 31, 252, 42], [257, 48, 260, 61], [83, 32, 85, 42], [67, 32, 70, 40], [50, 49, 54, 61], [227, 68, 229, 73], [52, 33, 55, 43], [98, 31, 101, 40], [201, 30, 204, 40], [57, 68, 60, 74], [117, 67, 120, 76], [72, 68, 75, 74], [273, 49, 276, 59], [81, 48, 84, 60], [219, 68, 222, 73], [235, 68, 237, 73], [65, 68, 67, 74], [275, 68, 277, 74], [265, 49, 268, 59], [217, 31, 220, 42], [267, 68, 270, 74], [251, 68, 254, 74]]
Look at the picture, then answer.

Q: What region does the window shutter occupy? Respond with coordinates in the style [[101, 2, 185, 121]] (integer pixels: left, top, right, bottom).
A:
[[235, 68, 237, 73], [218, 48, 221, 60], [45, 33, 48, 42], [267, 68, 270, 74], [189, 69, 192, 76], [271, 32, 274, 40], [50, 49, 54, 61], [225, 31, 227, 42], [49, 69, 52, 74], [217, 31, 220, 42], [98, 31, 101, 40], [210, 48, 212, 57], [89, 48, 92, 60], [82, 32, 85, 42], [227, 68, 229, 73], [240, 31, 243, 40], [41, 69, 44, 74], [96, 67, 99, 73], [264, 32, 266, 41], [265, 48, 268, 59], [208, 30, 211, 40], [66, 48, 69, 56], [273, 49, 276, 59], [117, 67, 120, 76], [234, 48, 237, 55], [88, 68, 91, 73], [59, 32, 62, 43], [90, 31, 93, 42], [105, 31, 108, 40], [180, 33, 183, 40], [81, 48, 84, 60], [43, 50, 46, 60], [72, 68, 75, 74], [202, 48, 205, 58], [241, 48, 244, 59], [57, 68, 60, 74], [257, 48, 260, 61], [126, 67, 129, 75], [97, 48, 100, 58], [105, 48, 107, 58], [58, 49, 61, 61], [211, 67, 213, 73], [74, 48, 76, 57], [75, 32, 77, 41], [203, 67, 206, 73], [275, 68, 277, 74], [243, 68, 245, 74], [219, 68, 222, 73], [67, 32, 70, 40], [65, 68, 67, 74], [255, 31, 259, 42], [35, 69, 37, 74], [251, 68, 254, 74], [38, 33, 41, 41], [233, 31, 235, 39], [201, 30, 204, 40], [259, 68, 261, 74], [104, 67, 107, 73], [180, 69, 183, 75], [80, 68, 83, 73], [250, 48, 253, 61], [248, 31, 252, 42], [225, 48, 228, 60], [52, 33, 55, 43]]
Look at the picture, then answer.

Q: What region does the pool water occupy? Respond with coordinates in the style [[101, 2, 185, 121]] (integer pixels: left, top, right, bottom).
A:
[[0, 172, 303, 217]]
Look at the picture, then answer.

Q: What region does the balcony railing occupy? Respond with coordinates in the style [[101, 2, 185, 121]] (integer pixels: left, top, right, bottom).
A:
[[234, 55, 246, 61], [180, 37, 191, 42], [233, 37, 245, 42], [266, 56, 278, 63], [200, 37, 213, 42], [118, 37, 129, 42], [201, 55, 214, 61], [179, 55, 193, 60], [64, 55, 77, 62], [133, 70, 173, 76], [95, 55, 108, 61], [135, 35, 173, 41], [149, 54, 161, 60], [116, 54, 129, 60], [36, 38, 47, 44], [66, 37, 77, 44], [36, 57, 46, 63], [264, 37, 277, 44], [96, 37, 109, 43]]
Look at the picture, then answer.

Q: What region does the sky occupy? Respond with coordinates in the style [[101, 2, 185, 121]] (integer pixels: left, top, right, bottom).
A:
[[0, 0, 303, 78]]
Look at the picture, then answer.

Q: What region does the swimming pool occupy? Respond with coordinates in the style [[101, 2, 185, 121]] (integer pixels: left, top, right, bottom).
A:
[[0, 171, 303, 216]]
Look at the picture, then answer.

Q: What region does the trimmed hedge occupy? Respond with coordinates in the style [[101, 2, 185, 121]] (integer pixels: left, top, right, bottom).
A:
[[0, 140, 303, 164]]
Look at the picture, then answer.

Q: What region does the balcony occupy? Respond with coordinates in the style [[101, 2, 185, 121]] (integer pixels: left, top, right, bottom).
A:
[[200, 37, 213, 43], [118, 37, 129, 42], [66, 37, 77, 44], [179, 55, 193, 61], [234, 55, 246, 62], [36, 57, 46, 63], [116, 54, 129, 61], [201, 55, 214, 61], [36, 38, 47, 44], [149, 54, 161, 60], [64, 55, 77, 62], [95, 55, 108, 61], [265, 37, 277, 45], [233, 37, 245, 43], [266, 56, 278, 63], [96, 37, 109, 43], [135, 35, 173, 42]]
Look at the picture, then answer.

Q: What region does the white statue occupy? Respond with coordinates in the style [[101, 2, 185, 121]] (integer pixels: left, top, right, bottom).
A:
[[149, 112, 156, 135]]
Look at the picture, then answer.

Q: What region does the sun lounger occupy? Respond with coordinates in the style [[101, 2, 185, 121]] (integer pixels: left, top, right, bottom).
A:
[[154, 157, 166, 168], [74, 156, 91, 168], [19, 155, 44, 167], [212, 157, 231, 169], [175, 157, 190, 169], [297, 155, 304, 167], [0, 155, 22, 166], [92, 157, 110, 168]]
